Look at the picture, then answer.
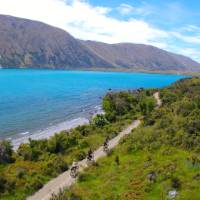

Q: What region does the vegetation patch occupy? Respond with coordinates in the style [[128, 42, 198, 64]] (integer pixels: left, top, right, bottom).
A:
[[0, 86, 151, 199], [51, 77, 200, 200]]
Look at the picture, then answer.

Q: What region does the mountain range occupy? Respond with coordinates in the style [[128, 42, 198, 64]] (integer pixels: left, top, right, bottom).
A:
[[0, 14, 200, 73]]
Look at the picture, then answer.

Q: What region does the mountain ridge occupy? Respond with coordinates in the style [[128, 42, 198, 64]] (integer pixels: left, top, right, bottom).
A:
[[0, 14, 200, 72], [82, 40, 200, 72], [0, 15, 113, 69]]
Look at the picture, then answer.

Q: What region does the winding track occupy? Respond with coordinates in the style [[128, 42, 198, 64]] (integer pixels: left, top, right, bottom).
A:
[[154, 92, 162, 108], [27, 93, 161, 200]]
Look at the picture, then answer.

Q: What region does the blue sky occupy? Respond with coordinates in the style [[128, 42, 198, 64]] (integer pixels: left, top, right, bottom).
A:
[[0, 0, 199, 62], [89, 0, 200, 61], [91, 0, 200, 28]]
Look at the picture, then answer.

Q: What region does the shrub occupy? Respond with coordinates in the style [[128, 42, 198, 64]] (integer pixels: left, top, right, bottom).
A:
[[0, 175, 16, 194], [0, 176, 7, 193], [75, 125, 91, 136], [56, 156, 69, 173], [139, 96, 156, 115], [79, 140, 89, 149], [26, 175, 44, 192], [75, 151, 86, 161], [47, 133, 78, 154], [43, 156, 68, 176], [171, 177, 181, 189], [92, 114, 109, 127], [0, 140, 14, 164], [17, 144, 33, 161], [16, 167, 27, 179], [103, 91, 138, 119]]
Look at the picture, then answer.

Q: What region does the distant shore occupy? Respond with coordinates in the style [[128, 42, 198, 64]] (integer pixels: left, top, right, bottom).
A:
[[1, 67, 199, 76]]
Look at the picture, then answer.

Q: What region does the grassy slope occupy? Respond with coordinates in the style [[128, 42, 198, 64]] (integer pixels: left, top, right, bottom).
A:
[[52, 77, 200, 200]]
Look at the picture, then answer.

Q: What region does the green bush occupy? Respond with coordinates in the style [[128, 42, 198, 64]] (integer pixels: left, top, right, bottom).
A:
[[26, 175, 44, 192], [0, 140, 14, 164], [47, 133, 78, 154], [0, 176, 7, 193], [92, 114, 109, 127], [0, 175, 16, 194], [16, 167, 27, 179], [75, 151, 86, 161], [17, 143, 34, 161]]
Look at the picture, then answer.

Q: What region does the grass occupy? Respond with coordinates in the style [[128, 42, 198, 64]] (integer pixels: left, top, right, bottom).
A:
[[60, 140, 200, 200]]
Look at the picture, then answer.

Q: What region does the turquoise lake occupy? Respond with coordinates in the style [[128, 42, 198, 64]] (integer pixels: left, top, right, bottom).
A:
[[0, 69, 186, 141]]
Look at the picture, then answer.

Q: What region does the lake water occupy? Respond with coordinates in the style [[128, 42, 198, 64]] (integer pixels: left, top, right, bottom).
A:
[[0, 69, 186, 145]]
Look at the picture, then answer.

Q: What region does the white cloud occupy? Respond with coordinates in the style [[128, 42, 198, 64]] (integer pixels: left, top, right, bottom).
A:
[[181, 25, 200, 32], [172, 32, 200, 44], [117, 3, 154, 16], [0, 0, 168, 44], [0, 0, 199, 62], [117, 4, 134, 15]]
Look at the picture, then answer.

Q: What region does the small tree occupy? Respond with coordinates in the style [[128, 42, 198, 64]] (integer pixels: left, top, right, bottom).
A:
[[0, 175, 7, 193], [93, 114, 109, 127], [17, 143, 32, 161], [0, 140, 14, 164]]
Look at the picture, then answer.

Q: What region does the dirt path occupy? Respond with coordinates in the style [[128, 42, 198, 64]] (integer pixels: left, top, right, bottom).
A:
[[27, 92, 161, 200], [27, 120, 141, 200], [154, 92, 162, 108]]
